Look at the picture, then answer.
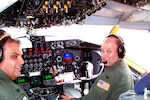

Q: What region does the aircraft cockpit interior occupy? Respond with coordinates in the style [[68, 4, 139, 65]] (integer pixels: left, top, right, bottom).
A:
[[0, 0, 150, 100], [14, 35, 104, 99]]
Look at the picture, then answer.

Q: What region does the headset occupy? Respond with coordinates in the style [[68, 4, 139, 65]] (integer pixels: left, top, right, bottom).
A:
[[0, 29, 10, 62], [106, 34, 125, 58]]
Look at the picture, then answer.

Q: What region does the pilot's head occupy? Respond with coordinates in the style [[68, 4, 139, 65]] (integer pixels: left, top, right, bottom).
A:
[[100, 34, 125, 67], [0, 29, 24, 80]]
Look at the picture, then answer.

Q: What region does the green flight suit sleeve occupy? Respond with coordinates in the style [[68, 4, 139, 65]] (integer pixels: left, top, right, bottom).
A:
[[71, 71, 113, 100]]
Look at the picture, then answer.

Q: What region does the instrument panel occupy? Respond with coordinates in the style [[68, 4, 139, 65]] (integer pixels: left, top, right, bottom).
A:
[[15, 36, 101, 100]]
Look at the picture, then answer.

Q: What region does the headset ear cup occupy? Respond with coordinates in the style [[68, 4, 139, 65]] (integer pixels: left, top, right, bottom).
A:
[[118, 45, 125, 58], [0, 45, 3, 62]]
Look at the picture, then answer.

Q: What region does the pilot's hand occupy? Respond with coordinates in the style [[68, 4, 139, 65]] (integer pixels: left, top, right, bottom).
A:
[[60, 93, 75, 100]]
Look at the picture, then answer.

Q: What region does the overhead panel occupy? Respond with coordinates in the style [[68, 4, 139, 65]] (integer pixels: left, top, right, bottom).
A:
[[0, 0, 107, 28]]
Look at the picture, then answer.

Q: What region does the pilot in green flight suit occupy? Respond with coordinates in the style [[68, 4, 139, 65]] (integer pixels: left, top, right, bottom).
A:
[[71, 60, 134, 100], [61, 34, 134, 100], [0, 29, 28, 100]]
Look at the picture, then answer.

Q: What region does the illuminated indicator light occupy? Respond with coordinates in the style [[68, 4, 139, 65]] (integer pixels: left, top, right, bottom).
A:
[[53, 5, 57, 9], [35, 48, 38, 50], [35, 51, 38, 54], [44, 75, 52, 80], [64, 4, 67, 9], [64, 4, 68, 13], [56, 1, 60, 5], [29, 51, 32, 55], [67, 1, 71, 6], [41, 48, 44, 50], [42, 5, 47, 10], [18, 78, 25, 83], [67, 1, 71, 8], [45, 1, 49, 6]]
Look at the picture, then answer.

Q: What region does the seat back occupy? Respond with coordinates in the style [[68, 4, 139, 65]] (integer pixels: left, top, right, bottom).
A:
[[134, 72, 150, 94]]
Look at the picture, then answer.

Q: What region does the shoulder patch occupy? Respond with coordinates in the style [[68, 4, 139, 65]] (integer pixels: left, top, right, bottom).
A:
[[97, 80, 110, 91]]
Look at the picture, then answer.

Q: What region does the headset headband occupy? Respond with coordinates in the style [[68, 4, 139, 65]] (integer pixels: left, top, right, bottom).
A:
[[0, 33, 10, 40]]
